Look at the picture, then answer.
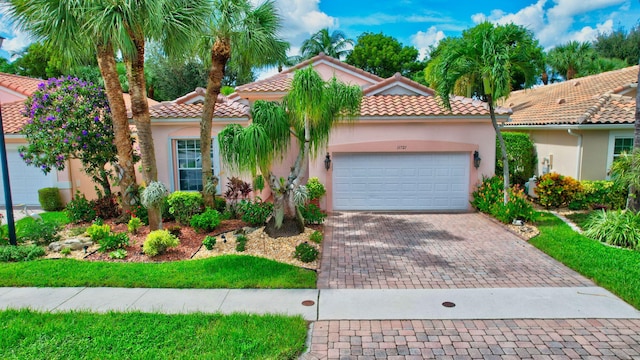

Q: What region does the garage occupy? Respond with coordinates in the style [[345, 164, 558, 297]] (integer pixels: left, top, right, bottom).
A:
[[0, 145, 56, 206], [332, 152, 470, 211]]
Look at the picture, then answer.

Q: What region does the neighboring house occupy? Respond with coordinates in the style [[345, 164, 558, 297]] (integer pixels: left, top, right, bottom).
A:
[[149, 54, 509, 211], [503, 65, 638, 181], [0, 72, 157, 206]]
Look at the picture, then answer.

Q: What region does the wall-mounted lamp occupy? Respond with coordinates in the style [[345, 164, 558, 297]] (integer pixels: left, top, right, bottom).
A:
[[324, 153, 331, 171], [473, 151, 481, 169]]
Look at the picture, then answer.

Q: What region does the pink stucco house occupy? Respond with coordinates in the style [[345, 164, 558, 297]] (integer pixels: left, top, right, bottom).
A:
[[148, 54, 509, 212], [1, 54, 508, 211]]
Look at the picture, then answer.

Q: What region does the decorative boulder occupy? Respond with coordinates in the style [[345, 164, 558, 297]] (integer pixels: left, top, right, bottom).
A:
[[48, 238, 94, 252]]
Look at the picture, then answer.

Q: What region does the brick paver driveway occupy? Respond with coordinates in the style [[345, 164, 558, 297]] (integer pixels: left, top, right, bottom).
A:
[[317, 212, 592, 289]]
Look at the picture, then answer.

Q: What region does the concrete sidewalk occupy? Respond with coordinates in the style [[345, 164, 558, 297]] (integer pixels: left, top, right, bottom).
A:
[[0, 286, 638, 320]]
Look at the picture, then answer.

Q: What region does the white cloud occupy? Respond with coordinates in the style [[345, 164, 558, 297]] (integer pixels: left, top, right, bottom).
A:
[[0, 11, 33, 55], [471, 0, 627, 48], [411, 26, 445, 60], [273, 0, 336, 49]]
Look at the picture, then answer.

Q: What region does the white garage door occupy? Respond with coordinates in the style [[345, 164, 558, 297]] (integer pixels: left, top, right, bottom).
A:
[[0, 145, 56, 206], [333, 153, 470, 211]]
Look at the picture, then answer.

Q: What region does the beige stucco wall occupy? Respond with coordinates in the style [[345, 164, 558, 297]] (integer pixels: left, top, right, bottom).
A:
[[580, 131, 609, 180]]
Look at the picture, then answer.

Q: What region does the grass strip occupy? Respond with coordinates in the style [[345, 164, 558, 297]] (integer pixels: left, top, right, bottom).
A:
[[0, 309, 307, 359], [530, 212, 640, 309], [0, 255, 316, 289]]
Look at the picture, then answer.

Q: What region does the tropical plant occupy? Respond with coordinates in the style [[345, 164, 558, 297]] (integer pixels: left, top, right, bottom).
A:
[[19, 76, 120, 196], [86, 224, 112, 242], [299, 28, 353, 60], [237, 199, 273, 226], [298, 203, 327, 225], [426, 22, 544, 204], [202, 235, 216, 250], [197, 0, 288, 208], [109, 248, 128, 259], [127, 217, 143, 234], [496, 133, 537, 186], [223, 177, 252, 218], [306, 177, 326, 201], [594, 24, 640, 66], [584, 210, 640, 250], [294, 242, 319, 263], [190, 208, 221, 233], [98, 232, 129, 253], [547, 41, 597, 80], [535, 172, 582, 208], [218, 66, 362, 236], [309, 230, 323, 244], [166, 191, 204, 225], [471, 176, 535, 224], [143, 230, 180, 257], [65, 192, 97, 223], [235, 234, 248, 252], [608, 149, 640, 210]]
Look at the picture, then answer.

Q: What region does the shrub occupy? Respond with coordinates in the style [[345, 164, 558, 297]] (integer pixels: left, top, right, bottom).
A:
[[167, 225, 182, 238], [127, 217, 142, 234], [86, 223, 111, 242], [496, 132, 537, 186], [471, 176, 504, 213], [568, 180, 627, 210], [294, 242, 319, 263], [190, 208, 221, 232], [584, 210, 640, 250], [238, 199, 273, 226], [109, 248, 128, 259], [214, 196, 227, 214], [489, 187, 536, 224], [60, 247, 72, 256], [65, 192, 96, 223], [472, 176, 536, 224], [306, 177, 326, 201], [167, 191, 204, 224], [235, 234, 248, 252], [299, 203, 327, 225], [91, 195, 121, 220], [202, 235, 216, 250], [161, 198, 174, 221], [38, 187, 63, 211], [98, 232, 129, 253], [0, 245, 45, 262], [143, 230, 180, 257], [535, 172, 582, 208], [310, 230, 323, 244], [18, 220, 61, 245]]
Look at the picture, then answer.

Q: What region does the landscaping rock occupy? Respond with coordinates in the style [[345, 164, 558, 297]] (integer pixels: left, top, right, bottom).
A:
[[235, 227, 258, 236], [49, 238, 94, 252]]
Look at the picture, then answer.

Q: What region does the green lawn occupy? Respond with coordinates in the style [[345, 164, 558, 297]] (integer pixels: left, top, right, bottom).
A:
[[0, 309, 307, 359], [564, 211, 594, 229], [530, 212, 640, 309], [0, 255, 316, 288]]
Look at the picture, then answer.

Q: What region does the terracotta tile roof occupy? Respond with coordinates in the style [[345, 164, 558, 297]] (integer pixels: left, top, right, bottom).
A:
[[505, 65, 638, 126], [149, 101, 249, 119], [0, 72, 43, 96], [360, 95, 511, 117], [235, 53, 383, 93], [363, 73, 435, 96], [0, 100, 28, 134]]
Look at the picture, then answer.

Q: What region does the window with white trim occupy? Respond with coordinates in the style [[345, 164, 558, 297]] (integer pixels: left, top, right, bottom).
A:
[[176, 139, 213, 191], [613, 137, 634, 160]]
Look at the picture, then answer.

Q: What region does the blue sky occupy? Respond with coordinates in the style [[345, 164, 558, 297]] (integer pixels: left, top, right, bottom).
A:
[[1, 0, 638, 65]]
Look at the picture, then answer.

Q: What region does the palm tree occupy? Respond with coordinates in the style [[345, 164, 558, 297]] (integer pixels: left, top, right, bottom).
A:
[[6, 0, 138, 216], [299, 28, 353, 60], [218, 66, 361, 237], [426, 22, 543, 204], [198, 0, 288, 207], [8, 0, 209, 229], [88, 0, 209, 229], [547, 41, 596, 80]]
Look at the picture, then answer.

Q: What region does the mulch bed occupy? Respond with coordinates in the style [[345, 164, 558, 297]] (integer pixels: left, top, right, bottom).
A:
[[82, 219, 249, 262]]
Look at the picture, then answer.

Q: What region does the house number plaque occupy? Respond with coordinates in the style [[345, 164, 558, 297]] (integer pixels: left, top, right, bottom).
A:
[[397, 145, 407, 150]]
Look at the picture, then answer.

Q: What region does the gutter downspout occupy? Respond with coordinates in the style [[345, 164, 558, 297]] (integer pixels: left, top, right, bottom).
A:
[[567, 129, 582, 180]]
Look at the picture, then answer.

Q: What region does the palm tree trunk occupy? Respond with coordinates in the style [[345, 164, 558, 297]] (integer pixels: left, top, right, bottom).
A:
[[96, 43, 137, 215], [201, 38, 231, 208], [126, 37, 161, 230], [566, 67, 576, 80], [488, 96, 510, 204]]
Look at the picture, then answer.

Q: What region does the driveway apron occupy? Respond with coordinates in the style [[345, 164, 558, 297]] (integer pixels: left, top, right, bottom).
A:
[[317, 212, 593, 289]]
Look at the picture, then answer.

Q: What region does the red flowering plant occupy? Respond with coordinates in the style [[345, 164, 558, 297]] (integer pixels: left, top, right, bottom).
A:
[[19, 76, 122, 196]]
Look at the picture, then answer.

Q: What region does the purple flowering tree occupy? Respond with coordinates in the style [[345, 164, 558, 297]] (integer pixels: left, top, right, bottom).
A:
[[20, 76, 122, 197]]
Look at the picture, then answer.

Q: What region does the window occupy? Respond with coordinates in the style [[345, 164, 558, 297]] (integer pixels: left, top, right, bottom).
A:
[[176, 139, 213, 191], [613, 137, 634, 160]]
